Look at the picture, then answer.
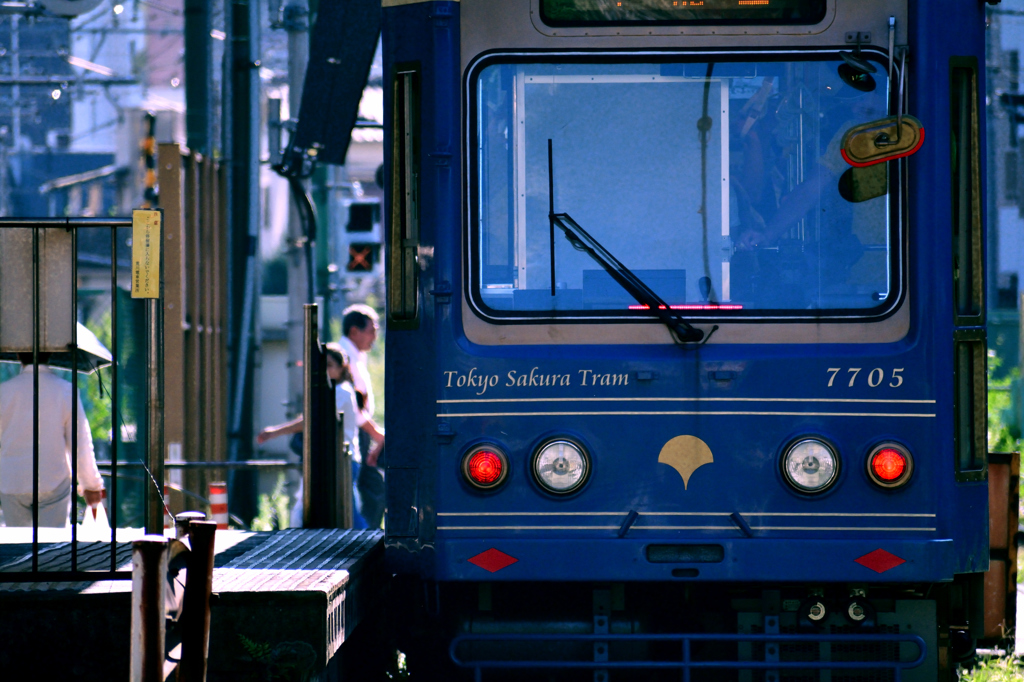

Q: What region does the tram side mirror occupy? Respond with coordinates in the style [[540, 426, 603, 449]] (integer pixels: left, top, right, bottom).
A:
[[838, 163, 887, 203], [840, 115, 925, 167], [838, 42, 878, 92]]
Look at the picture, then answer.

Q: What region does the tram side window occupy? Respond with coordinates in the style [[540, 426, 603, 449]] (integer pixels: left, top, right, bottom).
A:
[[471, 57, 895, 319], [950, 57, 985, 479], [954, 336, 987, 478], [389, 67, 419, 325], [950, 57, 983, 323]]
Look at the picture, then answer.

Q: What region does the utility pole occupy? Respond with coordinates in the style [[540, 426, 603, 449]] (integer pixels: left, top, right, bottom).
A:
[[184, 0, 212, 156], [284, 0, 310, 419], [224, 0, 261, 522]]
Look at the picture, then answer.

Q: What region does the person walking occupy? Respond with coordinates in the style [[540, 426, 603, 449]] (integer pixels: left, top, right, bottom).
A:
[[0, 354, 105, 527], [337, 304, 386, 528], [257, 344, 383, 528]]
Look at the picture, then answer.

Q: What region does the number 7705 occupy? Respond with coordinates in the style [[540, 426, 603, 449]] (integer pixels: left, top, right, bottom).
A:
[[826, 367, 904, 388]]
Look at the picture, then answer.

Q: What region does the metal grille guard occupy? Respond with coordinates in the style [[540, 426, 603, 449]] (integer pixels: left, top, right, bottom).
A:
[[450, 631, 926, 679]]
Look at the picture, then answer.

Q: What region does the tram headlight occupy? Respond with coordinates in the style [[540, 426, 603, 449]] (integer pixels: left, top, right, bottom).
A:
[[781, 438, 840, 494], [532, 438, 590, 494], [462, 445, 509, 491], [866, 443, 914, 488]]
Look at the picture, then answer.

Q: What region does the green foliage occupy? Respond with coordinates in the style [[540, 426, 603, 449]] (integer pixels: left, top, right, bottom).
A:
[[251, 474, 291, 531], [238, 633, 273, 663], [368, 324, 385, 424], [82, 313, 114, 446], [386, 651, 409, 680], [961, 654, 1024, 681], [988, 353, 1021, 453], [237, 633, 316, 681]]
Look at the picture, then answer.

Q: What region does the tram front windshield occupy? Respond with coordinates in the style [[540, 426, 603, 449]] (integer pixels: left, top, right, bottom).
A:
[[472, 58, 894, 318]]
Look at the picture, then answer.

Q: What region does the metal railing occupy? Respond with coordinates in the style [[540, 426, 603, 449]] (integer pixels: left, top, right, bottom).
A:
[[0, 147, 229, 581], [1, 195, 350, 585], [0, 216, 136, 580]]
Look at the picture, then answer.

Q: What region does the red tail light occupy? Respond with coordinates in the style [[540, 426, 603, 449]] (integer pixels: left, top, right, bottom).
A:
[[462, 446, 509, 490], [867, 443, 913, 488]]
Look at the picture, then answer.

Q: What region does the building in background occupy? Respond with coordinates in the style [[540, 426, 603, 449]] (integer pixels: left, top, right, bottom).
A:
[[986, 4, 1024, 447]]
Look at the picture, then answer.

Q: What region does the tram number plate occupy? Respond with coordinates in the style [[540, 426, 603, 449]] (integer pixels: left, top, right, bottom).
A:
[[826, 367, 904, 388]]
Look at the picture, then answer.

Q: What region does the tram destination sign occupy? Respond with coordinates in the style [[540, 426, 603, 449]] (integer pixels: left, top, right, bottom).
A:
[[541, 0, 826, 26]]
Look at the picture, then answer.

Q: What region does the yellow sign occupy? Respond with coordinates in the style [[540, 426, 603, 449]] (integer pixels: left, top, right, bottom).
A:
[[131, 209, 162, 299]]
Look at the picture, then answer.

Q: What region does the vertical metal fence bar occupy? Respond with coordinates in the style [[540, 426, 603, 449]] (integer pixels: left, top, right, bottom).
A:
[[187, 154, 202, 487], [302, 305, 314, 528], [32, 224, 40, 571], [110, 225, 119, 570], [71, 220, 78, 570], [214, 166, 224, 473], [160, 145, 184, 523], [202, 160, 215, 481], [146, 294, 164, 534], [216, 165, 228, 479]]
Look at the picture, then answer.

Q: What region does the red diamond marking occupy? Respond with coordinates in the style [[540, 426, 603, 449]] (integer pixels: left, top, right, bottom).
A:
[[855, 549, 906, 574], [468, 548, 519, 573]]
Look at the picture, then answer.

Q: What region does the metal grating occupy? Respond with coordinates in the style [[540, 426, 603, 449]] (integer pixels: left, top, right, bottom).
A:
[[213, 529, 381, 592], [0, 541, 133, 589], [211, 529, 383, 661]]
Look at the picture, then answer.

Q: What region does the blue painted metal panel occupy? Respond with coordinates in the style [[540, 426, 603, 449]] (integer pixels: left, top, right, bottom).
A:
[[440, 538, 958, 582]]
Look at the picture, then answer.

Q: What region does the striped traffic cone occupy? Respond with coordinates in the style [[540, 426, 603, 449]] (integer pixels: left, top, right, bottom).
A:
[[209, 482, 228, 530]]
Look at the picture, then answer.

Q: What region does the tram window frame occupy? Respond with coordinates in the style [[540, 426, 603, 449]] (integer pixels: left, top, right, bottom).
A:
[[388, 65, 420, 328], [953, 331, 987, 481], [466, 52, 904, 324], [950, 57, 984, 325]]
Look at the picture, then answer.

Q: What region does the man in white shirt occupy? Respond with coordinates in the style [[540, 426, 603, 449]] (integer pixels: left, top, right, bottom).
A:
[[0, 354, 105, 527], [337, 304, 377, 421], [337, 304, 386, 528]]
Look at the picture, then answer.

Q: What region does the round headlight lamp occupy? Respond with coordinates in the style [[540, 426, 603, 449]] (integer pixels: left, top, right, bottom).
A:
[[532, 438, 590, 494], [781, 438, 840, 493]]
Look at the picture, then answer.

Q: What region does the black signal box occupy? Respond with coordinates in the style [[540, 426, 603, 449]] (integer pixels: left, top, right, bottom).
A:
[[347, 203, 379, 232]]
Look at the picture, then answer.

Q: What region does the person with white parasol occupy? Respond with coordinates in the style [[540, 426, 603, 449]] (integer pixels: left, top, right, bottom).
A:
[[0, 323, 110, 527]]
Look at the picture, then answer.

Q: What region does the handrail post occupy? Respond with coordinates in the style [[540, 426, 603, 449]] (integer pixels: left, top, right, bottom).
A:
[[130, 535, 169, 682], [178, 518, 217, 682], [174, 510, 207, 540], [302, 303, 316, 528], [340, 430, 354, 529]]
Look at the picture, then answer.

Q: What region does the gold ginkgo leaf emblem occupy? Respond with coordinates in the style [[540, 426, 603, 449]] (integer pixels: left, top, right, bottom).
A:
[[658, 436, 714, 490]]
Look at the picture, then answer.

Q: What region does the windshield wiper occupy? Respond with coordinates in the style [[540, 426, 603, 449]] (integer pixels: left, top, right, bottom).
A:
[[545, 139, 706, 344], [549, 211, 705, 344]]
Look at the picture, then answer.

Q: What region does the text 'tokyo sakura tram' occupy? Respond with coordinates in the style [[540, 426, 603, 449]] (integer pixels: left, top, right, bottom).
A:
[[382, 1, 1013, 679]]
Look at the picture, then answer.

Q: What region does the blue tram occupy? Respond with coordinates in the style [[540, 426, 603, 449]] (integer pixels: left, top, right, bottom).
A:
[[383, 1, 997, 679]]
